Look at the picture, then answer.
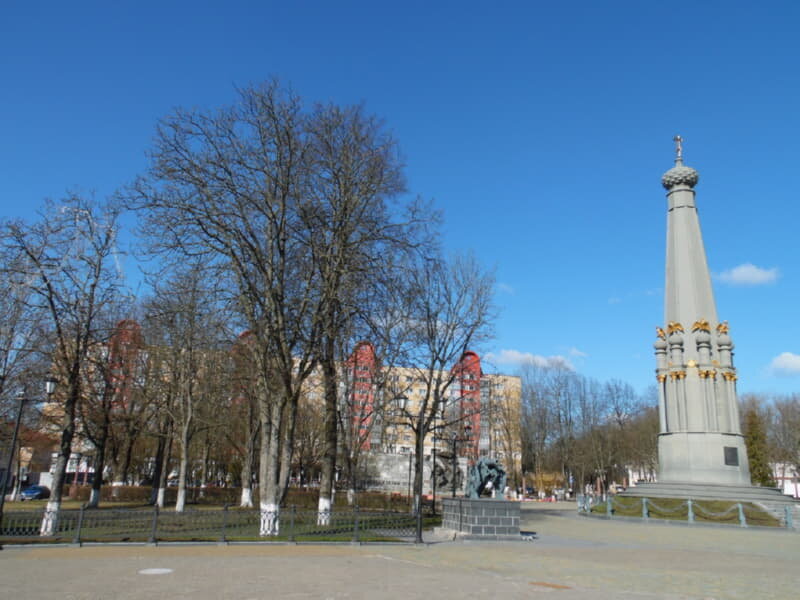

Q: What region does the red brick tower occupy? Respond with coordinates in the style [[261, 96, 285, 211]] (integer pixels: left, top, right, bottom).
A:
[[452, 351, 481, 461]]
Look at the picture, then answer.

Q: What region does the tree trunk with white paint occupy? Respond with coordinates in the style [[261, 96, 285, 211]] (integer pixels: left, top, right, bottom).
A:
[[317, 352, 338, 525], [239, 486, 253, 508], [175, 420, 191, 513], [259, 398, 282, 536]]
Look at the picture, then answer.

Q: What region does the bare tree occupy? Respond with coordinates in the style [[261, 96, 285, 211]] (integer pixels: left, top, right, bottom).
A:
[[0, 245, 42, 501], [105, 348, 150, 490], [130, 81, 431, 533], [143, 262, 229, 512], [228, 332, 262, 507], [0, 246, 40, 402], [129, 82, 320, 535], [1, 195, 124, 534], [480, 373, 523, 488], [331, 247, 433, 506], [292, 391, 326, 488], [521, 364, 659, 496], [623, 402, 659, 484], [77, 315, 144, 508], [335, 339, 405, 506], [297, 102, 429, 522], [770, 394, 800, 490], [519, 363, 552, 490], [399, 252, 496, 542]]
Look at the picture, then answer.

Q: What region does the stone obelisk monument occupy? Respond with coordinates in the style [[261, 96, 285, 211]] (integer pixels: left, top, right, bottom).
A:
[[654, 136, 750, 486], [626, 138, 793, 504]]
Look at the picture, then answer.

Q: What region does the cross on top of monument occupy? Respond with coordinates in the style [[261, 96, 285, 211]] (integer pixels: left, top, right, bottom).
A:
[[673, 135, 683, 163], [661, 135, 698, 189]]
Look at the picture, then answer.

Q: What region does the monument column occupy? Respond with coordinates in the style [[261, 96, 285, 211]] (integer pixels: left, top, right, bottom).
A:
[[655, 137, 750, 486], [625, 139, 795, 506]]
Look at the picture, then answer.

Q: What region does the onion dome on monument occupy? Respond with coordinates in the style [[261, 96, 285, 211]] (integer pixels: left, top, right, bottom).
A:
[[661, 135, 699, 189]]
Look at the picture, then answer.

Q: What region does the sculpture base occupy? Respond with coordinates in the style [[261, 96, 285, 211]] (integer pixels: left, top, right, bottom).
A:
[[441, 498, 520, 540]]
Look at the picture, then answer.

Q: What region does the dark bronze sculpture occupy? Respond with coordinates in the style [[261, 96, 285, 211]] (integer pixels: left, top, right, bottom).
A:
[[465, 457, 507, 499]]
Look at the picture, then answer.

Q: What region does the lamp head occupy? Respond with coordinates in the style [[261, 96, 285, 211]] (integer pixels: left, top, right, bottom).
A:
[[45, 376, 57, 397]]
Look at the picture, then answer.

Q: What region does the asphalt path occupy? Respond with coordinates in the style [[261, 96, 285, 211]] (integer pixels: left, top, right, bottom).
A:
[[1, 503, 797, 599]]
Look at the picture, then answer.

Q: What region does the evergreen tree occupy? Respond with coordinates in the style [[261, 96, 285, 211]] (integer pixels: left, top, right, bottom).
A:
[[743, 407, 775, 487]]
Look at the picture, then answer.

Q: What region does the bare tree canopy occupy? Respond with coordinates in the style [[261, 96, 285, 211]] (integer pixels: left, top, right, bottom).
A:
[[1, 195, 125, 534], [393, 252, 496, 541], [128, 80, 434, 533], [519, 364, 658, 496]]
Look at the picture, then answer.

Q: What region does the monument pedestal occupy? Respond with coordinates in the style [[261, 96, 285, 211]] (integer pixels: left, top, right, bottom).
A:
[[622, 481, 795, 504], [622, 481, 798, 527], [440, 498, 520, 540]]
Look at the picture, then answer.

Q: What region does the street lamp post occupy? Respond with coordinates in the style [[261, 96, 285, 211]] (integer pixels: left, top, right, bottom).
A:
[[450, 432, 458, 498], [431, 441, 436, 517], [407, 451, 412, 509]]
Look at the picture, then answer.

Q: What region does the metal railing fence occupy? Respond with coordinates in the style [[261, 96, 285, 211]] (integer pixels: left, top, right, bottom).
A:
[[577, 494, 797, 530], [0, 505, 421, 544]]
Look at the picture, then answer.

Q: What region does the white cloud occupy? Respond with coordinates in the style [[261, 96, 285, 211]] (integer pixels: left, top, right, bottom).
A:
[[497, 282, 515, 295], [568, 347, 588, 358], [486, 349, 574, 370], [769, 352, 800, 376], [716, 263, 779, 286]]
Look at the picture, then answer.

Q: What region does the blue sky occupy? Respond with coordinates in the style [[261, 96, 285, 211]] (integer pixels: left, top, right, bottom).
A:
[[2, 1, 799, 396]]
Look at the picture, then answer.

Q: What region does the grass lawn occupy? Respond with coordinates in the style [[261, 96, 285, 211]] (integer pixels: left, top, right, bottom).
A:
[[589, 496, 780, 527], [2, 504, 440, 544]]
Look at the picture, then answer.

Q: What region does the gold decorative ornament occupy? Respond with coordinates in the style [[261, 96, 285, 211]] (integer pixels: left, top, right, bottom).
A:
[[669, 370, 687, 380], [687, 360, 697, 368], [698, 369, 716, 379], [656, 326, 666, 340], [656, 374, 667, 383], [716, 321, 729, 335], [721, 372, 738, 382], [692, 319, 711, 333], [667, 321, 684, 335]]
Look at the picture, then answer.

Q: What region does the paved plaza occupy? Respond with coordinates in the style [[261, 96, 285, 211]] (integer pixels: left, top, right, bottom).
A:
[[1, 503, 797, 599]]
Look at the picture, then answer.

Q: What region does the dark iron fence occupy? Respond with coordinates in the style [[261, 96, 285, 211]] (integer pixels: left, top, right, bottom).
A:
[[1, 505, 421, 544]]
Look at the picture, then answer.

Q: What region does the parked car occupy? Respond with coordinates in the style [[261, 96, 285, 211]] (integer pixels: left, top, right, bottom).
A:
[[20, 485, 50, 501]]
